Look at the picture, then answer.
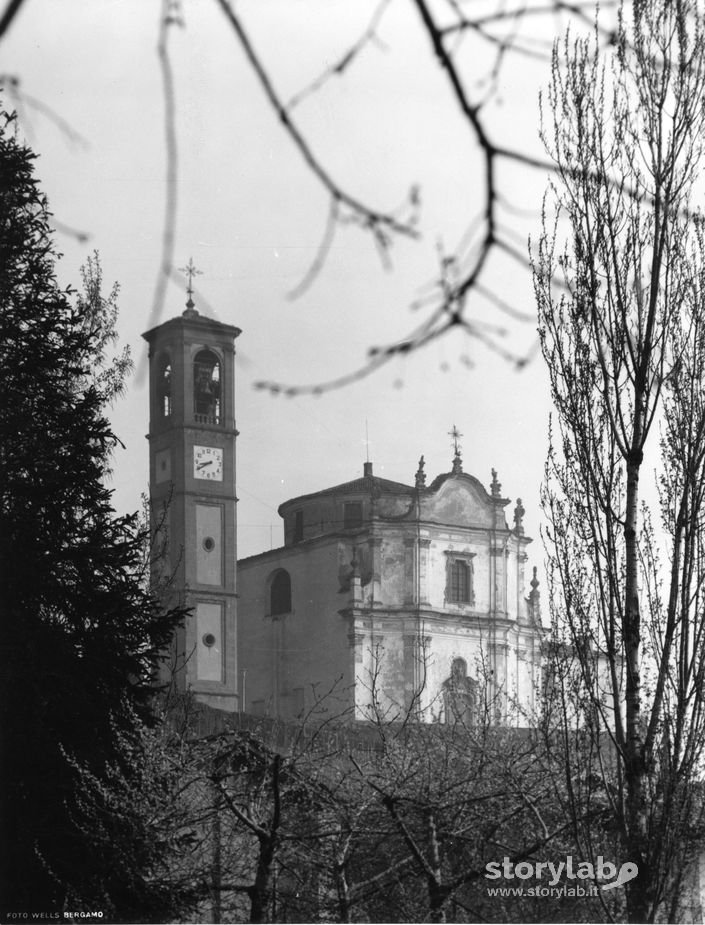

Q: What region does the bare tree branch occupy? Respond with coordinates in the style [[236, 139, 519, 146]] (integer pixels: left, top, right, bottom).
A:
[[213, 0, 421, 250], [0, 0, 26, 40], [143, 0, 182, 354]]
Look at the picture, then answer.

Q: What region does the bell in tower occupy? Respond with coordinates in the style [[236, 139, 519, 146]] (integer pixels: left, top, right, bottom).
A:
[[193, 348, 221, 423]]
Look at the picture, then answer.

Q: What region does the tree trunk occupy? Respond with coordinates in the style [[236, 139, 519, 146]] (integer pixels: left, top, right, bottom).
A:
[[249, 833, 276, 924], [623, 394, 657, 924], [249, 754, 282, 924]]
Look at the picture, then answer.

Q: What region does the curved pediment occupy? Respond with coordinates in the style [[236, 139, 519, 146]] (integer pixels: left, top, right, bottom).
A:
[[420, 472, 508, 529]]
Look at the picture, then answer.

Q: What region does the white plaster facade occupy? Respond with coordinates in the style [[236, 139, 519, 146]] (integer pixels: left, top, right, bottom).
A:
[[237, 455, 543, 725]]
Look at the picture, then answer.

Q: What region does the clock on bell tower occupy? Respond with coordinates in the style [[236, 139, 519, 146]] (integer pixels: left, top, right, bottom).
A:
[[143, 286, 241, 711]]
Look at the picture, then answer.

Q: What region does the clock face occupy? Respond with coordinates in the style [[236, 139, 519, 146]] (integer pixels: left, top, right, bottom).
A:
[[193, 445, 223, 481]]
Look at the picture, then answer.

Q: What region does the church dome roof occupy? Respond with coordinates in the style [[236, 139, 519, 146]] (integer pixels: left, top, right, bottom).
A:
[[279, 462, 412, 514]]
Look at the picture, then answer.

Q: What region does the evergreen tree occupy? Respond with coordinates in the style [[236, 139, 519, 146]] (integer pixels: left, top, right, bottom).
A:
[[0, 110, 185, 920]]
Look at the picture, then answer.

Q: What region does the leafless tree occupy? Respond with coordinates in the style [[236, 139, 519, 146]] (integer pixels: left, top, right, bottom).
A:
[[211, 0, 620, 394], [341, 659, 593, 923], [534, 1, 705, 919], [0, 0, 621, 392]]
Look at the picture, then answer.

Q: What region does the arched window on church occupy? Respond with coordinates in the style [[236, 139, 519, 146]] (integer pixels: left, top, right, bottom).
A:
[[270, 569, 292, 616], [158, 355, 172, 418], [442, 657, 476, 726], [194, 349, 221, 423]]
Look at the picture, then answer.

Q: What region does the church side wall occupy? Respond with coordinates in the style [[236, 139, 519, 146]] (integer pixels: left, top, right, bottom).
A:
[[237, 541, 354, 719]]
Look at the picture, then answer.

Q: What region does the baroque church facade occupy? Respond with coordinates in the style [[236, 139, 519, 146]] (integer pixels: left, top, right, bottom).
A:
[[144, 298, 543, 724], [238, 455, 542, 724]]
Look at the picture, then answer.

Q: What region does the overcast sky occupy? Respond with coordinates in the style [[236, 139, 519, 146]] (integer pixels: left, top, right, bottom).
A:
[[3, 0, 588, 561]]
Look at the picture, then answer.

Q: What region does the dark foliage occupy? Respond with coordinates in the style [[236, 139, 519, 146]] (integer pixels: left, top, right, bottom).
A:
[[0, 110, 185, 921]]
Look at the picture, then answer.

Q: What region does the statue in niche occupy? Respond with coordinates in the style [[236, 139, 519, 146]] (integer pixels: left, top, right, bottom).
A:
[[442, 657, 476, 725]]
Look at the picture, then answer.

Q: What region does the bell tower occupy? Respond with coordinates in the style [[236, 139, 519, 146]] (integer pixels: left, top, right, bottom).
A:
[[143, 281, 241, 711]]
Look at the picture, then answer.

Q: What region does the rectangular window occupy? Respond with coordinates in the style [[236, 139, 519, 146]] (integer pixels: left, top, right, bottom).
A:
[[448, 559, 472, 603], [293, 510, 304, 543], [344, 502, 363, 530]]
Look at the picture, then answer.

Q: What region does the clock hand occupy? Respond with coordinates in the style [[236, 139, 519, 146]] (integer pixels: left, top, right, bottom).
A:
[[197, 460, 213, 470]]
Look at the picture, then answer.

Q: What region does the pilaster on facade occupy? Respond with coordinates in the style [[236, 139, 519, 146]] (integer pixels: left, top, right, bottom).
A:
[[403, 535, 432, 606], [349, 545, 363, 606], [348, 631, 365, 664], [515, 639, 538, 719], [516, 549, 530, 623], [492, 640, 510, 725], [488, 540, 510, 616], [368, 534, 384, 607], [418, 538, 431, 605], [403, 536, 416, 605], [403, 632, 431, 715]]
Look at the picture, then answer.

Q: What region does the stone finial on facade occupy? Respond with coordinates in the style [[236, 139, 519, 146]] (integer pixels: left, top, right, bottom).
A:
[[491, 468, 502, 498], [513, 498, 525, 534], [415, 455, 426, 489], [452, 451, 463, 475], [528, 566, 541, 622]]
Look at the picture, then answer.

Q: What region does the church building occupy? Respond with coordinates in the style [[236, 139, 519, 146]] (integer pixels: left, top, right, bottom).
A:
[[143, 293, 542, 724], [237, 446, 543, 725]]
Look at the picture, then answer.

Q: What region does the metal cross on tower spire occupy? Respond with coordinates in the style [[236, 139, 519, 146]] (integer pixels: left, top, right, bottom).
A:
[[179, 257, 203, 303]]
